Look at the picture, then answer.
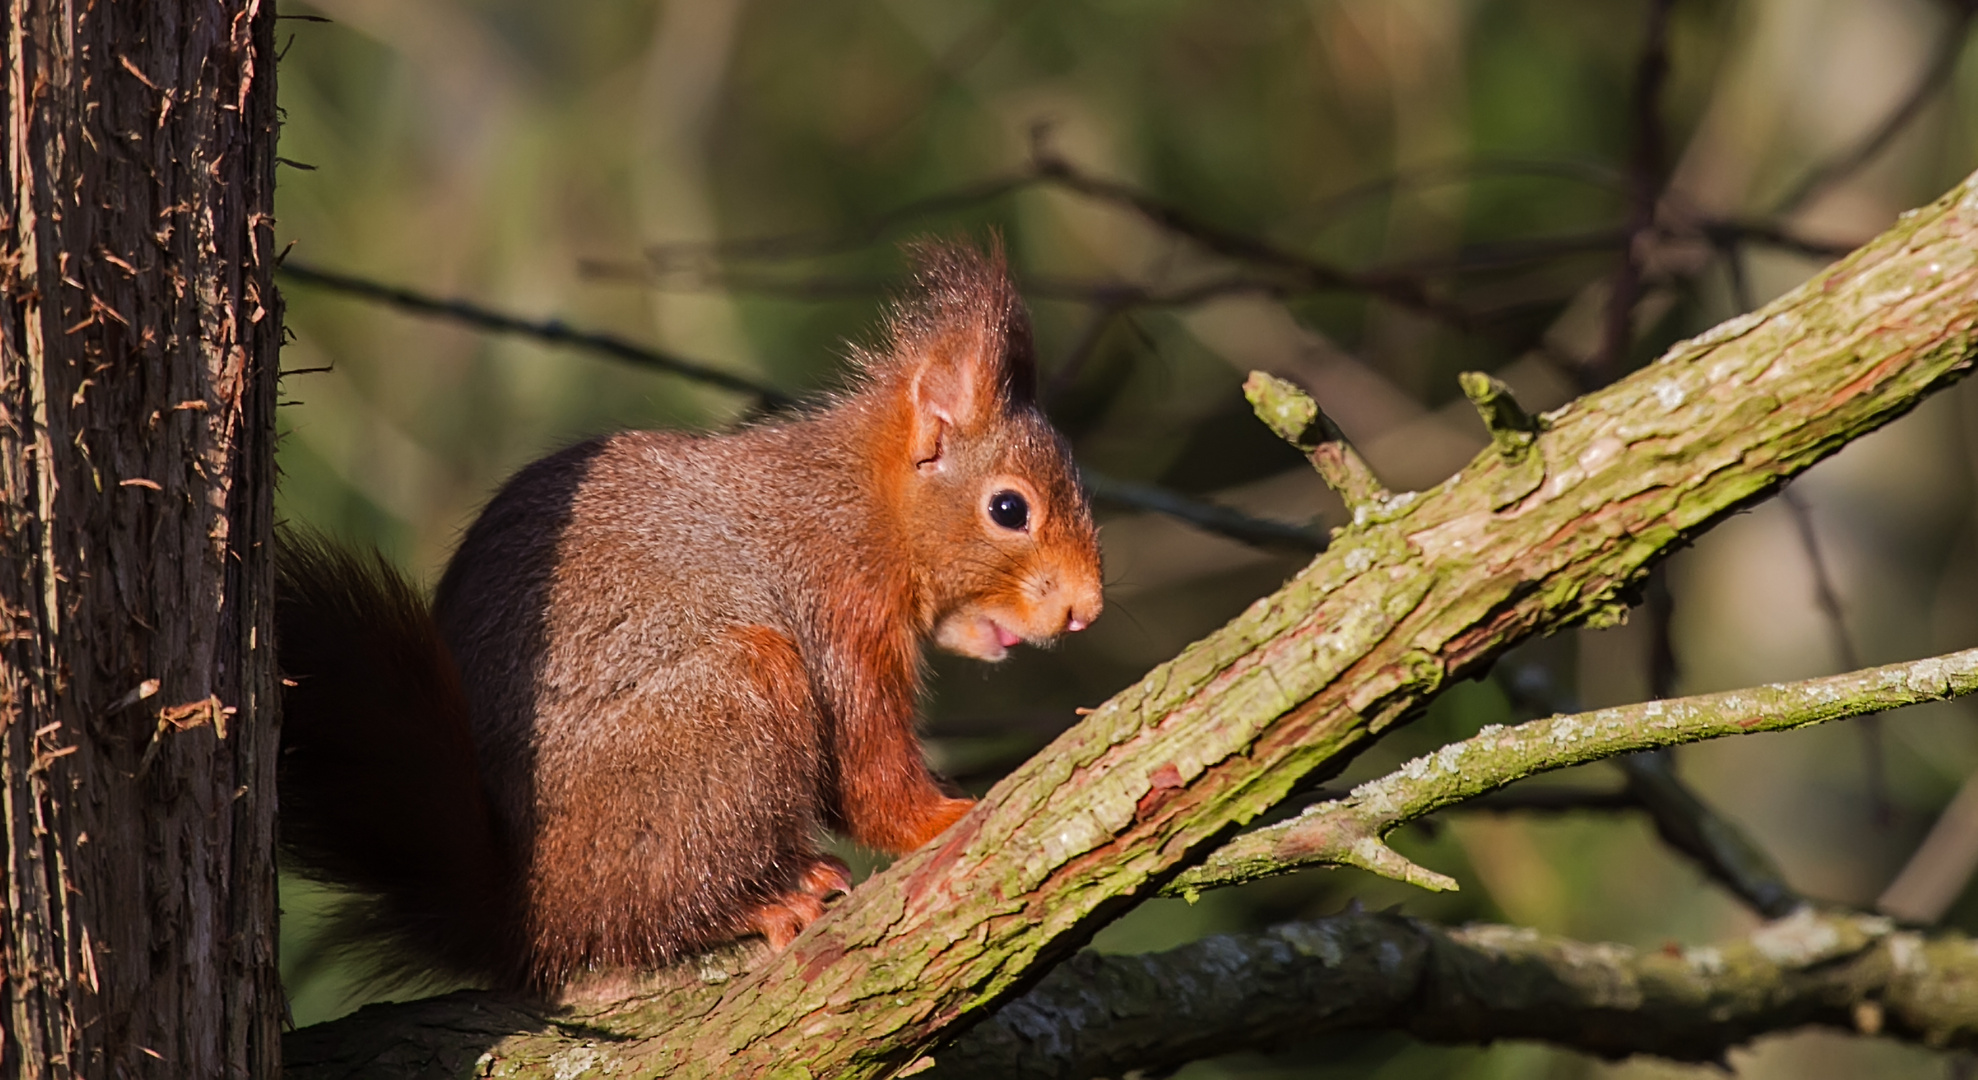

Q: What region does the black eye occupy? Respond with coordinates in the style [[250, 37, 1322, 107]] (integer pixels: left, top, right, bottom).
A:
[[987, 489, 1030, 531]]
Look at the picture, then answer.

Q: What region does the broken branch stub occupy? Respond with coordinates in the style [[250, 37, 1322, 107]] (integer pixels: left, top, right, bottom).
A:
[[1243, 370, 1391, 517]]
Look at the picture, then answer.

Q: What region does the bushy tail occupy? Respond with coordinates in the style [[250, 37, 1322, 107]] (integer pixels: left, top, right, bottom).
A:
[[276, 530, 518, 989]]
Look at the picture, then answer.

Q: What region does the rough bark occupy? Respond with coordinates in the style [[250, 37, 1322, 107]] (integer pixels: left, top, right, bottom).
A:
[[0, 1, 283, 1077], [280, 171, 1978, 1078], [931, 909, 1978, 1078]]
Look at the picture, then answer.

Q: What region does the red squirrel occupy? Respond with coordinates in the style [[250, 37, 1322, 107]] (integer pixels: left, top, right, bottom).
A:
[[276, 241, 1103, 994]]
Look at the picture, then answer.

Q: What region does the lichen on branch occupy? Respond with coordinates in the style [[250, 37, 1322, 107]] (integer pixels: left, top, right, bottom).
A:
[[1166, 647, 1978, 898], [927, 908, 1978, 1079], [285, 170, 1978, 1080]]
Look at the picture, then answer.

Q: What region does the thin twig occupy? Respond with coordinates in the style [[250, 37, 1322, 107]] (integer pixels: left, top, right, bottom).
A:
[[1782, 490, 1864, 672], [1611, 571, 1804, 916], [624, 211, 1846, 300], [277, 261, 1319, 554], [1770, 1, 1978, 215], [639, 174, 1038, 267], [1163, 647, 1978, 898], [1080, 471, 1326, 553], [850, 0, 1046, 151], [1781, 487, 1890, 826], [585, 263, 1299, 308], [1043, 303, 1122, 404], [1703, 218, 1862, 261], [278, 261, 797, 407], [1286, 157, 1629, 232], [1454, 784, 1638, 814], [1618, 752, 1804, 918], [1496, 651, 1807, 916], [1028, 150, 1491, 335], [1588, 0, 1675, 391], [1879, 770, 1978, 923]]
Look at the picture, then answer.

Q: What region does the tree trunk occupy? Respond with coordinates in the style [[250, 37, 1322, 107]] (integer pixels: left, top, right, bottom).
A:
[[0, 2, 282, 1077]]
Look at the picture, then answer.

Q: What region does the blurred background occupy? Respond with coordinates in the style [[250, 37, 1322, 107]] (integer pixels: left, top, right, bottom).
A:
[[271, 0, 1978, 1075]]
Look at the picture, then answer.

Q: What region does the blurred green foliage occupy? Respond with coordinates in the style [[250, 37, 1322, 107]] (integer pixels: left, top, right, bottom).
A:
[[274, 0, 1978, 1075]]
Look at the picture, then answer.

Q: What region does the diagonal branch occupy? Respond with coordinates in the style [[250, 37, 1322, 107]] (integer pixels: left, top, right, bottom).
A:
[[1165, 647, 1978, 898], [278, 261, 797, 407], [1588, 0, 1675, 390], [927, 908, 1975, 1079], [284, 170, 1978, 1080], [1616, 750, 1806, 918]]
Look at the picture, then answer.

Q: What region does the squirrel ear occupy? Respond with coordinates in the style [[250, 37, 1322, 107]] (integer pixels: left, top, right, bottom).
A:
[[905, 340, 985, 468], [892, 239, 1036, 468]]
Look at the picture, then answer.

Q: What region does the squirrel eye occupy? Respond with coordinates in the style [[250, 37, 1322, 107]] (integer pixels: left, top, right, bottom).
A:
[[987, 489, 1030, 531]]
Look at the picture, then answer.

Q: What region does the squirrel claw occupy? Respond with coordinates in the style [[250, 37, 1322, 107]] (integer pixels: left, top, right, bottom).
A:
[[746, 856, 851, 950], [746, 892, 827, 951], [799, 855, 853, 901]]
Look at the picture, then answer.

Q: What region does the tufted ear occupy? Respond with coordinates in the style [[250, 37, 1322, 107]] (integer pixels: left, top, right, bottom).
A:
[[906, 337, 990, 469], [895, 240, 1034, 470]]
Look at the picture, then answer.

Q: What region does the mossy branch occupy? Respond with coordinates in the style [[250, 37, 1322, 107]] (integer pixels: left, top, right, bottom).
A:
[[1165, 647, 1978, 898], [286, 172, 1978, 1079], [1243, 370, 1393, 516], [1459, 370, 1540, 458], [927, 908, 1975, 1079]]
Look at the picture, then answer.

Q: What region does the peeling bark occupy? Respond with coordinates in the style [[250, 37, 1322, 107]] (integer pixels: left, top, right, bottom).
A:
[[0, 2, 283, 1077]]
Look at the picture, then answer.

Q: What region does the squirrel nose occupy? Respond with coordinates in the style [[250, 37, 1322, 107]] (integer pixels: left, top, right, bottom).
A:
[[1062, 592, 1102, 634]]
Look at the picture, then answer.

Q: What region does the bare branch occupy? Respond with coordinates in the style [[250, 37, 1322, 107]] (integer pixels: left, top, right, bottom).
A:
[[1455, 783, 1637, 814], [1782, 490, 1864, 672], [1080, 471, 1326, 553], [275, 261, 1314, 554], [1770, 2, 1978, 215], [1617, 752, 1805, 918], [1781, 486, 1891, 824], [639, 174, 1038, 267], [1589, 0, 1675, 390], [1495, 659, 1809, 918], [1165, 648, 1978, 898], [1026, 149, 1496, 334], [1703, 218, 1863, 261], [1881, 771, 1978, 922], [279, 261, 797, 407]]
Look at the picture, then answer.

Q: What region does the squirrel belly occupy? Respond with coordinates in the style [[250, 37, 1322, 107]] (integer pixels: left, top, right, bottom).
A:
[[275, 241, 1103, 994]]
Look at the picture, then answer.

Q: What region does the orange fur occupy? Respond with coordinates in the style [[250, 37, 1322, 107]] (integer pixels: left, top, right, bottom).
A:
[[277, 241, 1102, 993]]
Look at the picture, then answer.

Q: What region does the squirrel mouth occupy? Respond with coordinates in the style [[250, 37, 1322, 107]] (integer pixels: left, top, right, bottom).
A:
[[992, 622, 1023, 649]]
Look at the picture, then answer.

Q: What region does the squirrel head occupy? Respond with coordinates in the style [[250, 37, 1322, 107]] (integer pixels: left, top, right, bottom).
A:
[[863, 240, 1103, 662]]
